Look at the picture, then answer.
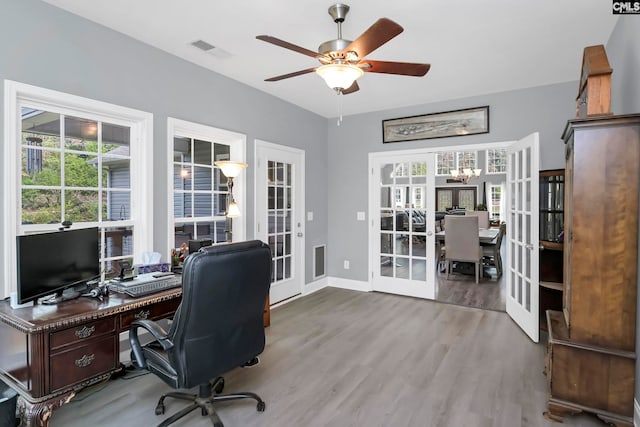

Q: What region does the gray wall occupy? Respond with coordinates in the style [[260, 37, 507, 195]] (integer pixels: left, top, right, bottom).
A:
[[0, 0, 328, 286], [327, 82, 576, 281], [606, 16, 640, 407]]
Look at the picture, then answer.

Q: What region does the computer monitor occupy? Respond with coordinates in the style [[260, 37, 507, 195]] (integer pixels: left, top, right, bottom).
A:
[[16, 227, 100, 304]]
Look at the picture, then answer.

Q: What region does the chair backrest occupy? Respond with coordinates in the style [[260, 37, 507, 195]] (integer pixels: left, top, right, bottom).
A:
[[444, 215, 480, 262], [168, 240, 271, 388], [466, 210, 490, 229]]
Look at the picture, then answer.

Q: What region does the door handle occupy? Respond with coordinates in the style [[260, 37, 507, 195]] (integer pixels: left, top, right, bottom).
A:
[[427, 231, 433, 236], [525, 244, 534, 250]]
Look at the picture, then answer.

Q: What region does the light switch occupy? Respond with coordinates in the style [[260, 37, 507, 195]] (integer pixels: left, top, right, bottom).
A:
[[357, 211, 366, 221], [307, 211, 314, 221]]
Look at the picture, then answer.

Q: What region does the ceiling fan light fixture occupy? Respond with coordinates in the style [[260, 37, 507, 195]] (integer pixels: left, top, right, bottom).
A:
[[316, 64, 363, 90]]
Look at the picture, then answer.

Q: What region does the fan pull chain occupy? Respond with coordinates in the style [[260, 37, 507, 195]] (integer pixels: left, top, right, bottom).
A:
[[337, 90, 343, 126]]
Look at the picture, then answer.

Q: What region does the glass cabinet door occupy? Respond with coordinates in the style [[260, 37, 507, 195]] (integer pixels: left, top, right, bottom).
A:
[[539, 170, 564, 242]]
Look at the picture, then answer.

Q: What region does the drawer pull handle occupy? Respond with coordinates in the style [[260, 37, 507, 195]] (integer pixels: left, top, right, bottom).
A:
[[135, 309, 150, 320], [74, 354, 95, 368], [75, 325, 95, 339]]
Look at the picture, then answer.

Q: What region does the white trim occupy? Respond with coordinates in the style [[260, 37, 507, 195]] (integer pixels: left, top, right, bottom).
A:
[[328, 276, 372, 292], [3, 80, 153, 299], [304, 276, 329, 295], [634, 398, 639, 427], [166, 118, 246, 260]]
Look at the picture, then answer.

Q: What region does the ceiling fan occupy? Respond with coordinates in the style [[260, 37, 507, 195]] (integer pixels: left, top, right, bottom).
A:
[[256, 3, 431, 95]]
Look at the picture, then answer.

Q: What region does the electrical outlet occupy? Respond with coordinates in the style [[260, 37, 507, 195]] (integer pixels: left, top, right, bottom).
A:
[[343, 260, 350, 270], [307, 211, 314, 221], [356, 211, 365, 221]]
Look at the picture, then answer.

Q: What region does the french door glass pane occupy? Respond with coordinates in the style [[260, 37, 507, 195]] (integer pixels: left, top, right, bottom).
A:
[[378, 161, 428, 281], [268, 160, 293, 284]]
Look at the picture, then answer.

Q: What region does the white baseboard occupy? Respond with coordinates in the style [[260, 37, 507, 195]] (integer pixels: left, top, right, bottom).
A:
[[634, 398, 639, 427], [304, 277, 329, 295], [327, 276, 372, 292]]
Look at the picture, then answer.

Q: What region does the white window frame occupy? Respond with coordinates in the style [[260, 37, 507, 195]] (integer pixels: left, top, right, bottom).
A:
[[166, 118, 246, 261], [488, 183, 505, 221], [3, 80, 153, 299], [435, 150, 478, 176], [486, 148, 507, 174]]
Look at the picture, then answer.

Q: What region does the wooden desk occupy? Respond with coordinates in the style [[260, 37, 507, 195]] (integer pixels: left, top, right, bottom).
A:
[[0, 289, 182, 427], [435, 228, 499, 244]]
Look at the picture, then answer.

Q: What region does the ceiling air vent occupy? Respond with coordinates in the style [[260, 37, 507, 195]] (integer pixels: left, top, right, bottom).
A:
[[189, 40, 232, 59]]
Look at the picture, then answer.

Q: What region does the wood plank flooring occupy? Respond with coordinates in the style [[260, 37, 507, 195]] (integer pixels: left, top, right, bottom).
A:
[[51, 288, 605, 427], [434, 243, 507, 312]]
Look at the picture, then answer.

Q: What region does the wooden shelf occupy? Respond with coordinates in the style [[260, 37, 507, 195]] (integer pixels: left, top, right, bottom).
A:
[[540, 240, 563, 251], [540, 281, 563, 291]]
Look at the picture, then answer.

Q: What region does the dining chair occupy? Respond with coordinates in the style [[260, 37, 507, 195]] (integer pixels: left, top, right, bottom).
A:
[[466, 210, 490, 229], [443, 215, 483, 284], [482, 222, 506, 276]]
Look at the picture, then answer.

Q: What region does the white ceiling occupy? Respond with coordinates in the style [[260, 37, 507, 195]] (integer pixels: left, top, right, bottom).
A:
[[42, 0, 618, 118]]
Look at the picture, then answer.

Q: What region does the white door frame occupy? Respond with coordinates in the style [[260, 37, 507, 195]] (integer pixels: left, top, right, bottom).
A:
[[254, 140, 305, 304]]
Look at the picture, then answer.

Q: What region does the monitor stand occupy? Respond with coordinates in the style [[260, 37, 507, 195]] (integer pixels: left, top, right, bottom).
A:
[[40, 288, 81, 305]]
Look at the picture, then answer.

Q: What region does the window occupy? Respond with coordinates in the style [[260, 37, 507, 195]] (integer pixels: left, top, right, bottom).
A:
[[436, 152, 455, 175], [168, 118, 246, 258], [436, 151, 478, 175], [436, 187, 477, 211], [3, 81, 153, 297], [486, 148, 507, 174], [488, 184, 504, 221]]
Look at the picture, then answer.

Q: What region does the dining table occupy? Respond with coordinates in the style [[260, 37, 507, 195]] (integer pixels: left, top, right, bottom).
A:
[[435, 227, 500, 244]]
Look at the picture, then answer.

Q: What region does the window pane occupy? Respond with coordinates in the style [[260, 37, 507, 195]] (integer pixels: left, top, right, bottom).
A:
[[193, 139, 212, 165], [104, 191, 131, 221], [174, 136, 191, 162], [102, 122, 131, 153], [103, 156, 130, 188], [214, 143, 230, 163], [21, 109, 61, 147], [65, 190, 99, 222], [193, 193, 212, 217], [105, 227, 133, 258], [65, 153, 99, 187], [22, 149, 61, 186], [21, 189, 61, 224], [193, 166, 212, 191], [64, 116, 98, 152], [174, 165, 191, 190]]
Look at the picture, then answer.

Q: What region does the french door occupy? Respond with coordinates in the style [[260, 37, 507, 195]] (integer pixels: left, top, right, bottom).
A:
[[255, 141, 305, 304], [506, 133, 540, 342], [369, 152, 436, 299]]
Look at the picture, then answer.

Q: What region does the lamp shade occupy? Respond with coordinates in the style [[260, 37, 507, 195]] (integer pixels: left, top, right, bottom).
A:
[[214, 161, 248, 178], [316, 64, 364, 90], [227, 201, 241, 218]]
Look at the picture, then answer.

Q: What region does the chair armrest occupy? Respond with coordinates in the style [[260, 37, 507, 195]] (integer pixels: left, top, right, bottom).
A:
[[129, 319, 173, 369]]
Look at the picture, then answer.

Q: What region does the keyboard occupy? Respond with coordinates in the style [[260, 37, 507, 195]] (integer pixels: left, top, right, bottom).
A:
[[108, 273, 181, 297]]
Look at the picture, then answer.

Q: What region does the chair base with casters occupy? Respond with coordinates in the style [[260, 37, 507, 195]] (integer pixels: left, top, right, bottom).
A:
[[153, 376, 265, 427]]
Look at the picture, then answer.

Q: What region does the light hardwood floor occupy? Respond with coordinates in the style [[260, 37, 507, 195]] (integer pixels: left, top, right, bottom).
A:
[[435, 244, 507, 312], [51, 288, 606, 427]]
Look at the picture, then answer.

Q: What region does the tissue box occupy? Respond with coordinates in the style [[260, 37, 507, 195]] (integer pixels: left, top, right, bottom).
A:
[[135, 263, 171, 275]]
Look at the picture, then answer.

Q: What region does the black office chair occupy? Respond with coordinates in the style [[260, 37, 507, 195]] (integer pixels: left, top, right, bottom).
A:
[[129, 240, 272, 427]]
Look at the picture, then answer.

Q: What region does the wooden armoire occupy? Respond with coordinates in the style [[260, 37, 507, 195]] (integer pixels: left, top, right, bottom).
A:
[[545, 114, 640, 427]]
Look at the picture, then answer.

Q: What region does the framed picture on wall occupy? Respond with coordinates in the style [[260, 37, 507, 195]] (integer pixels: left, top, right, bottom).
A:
[[382, 106, 490, 143]]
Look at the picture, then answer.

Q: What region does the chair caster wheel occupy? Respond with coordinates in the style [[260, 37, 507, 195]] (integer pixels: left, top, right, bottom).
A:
[[155, 404, 165, 415], [257, 401, 266, 412], [214, 378, 225, 394]]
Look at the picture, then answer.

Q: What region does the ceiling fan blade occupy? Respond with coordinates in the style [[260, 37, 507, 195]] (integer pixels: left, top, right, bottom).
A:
[[343, 18, 403, 60], [264, 67, 317, 82], [256, 35, 319, 59], [341, 81, 360, 95], [362, 60, 430, 76]]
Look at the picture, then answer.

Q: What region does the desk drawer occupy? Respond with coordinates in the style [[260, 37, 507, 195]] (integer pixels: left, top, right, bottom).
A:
[[50, 317, 116, 351], [119, 299, 181, 330], [49, 335, 117, 392]]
